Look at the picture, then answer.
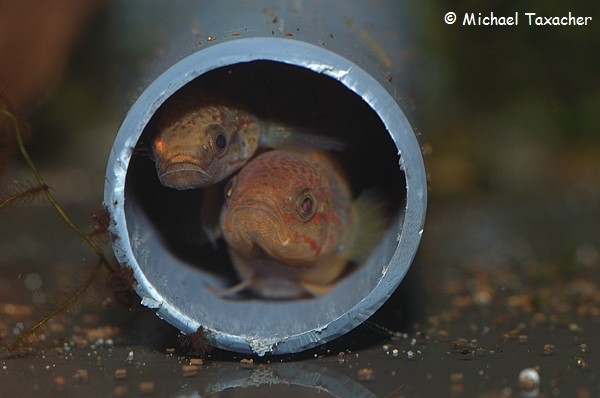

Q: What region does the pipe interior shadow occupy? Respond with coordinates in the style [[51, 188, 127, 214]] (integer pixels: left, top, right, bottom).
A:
[[126, 60, 406, 292]]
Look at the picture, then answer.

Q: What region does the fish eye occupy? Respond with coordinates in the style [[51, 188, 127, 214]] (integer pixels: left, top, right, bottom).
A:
[[296, 190, 316, 221], [206, 124, 229, 157], [215, 134, 227, 149], [224, 177, 236, 200]]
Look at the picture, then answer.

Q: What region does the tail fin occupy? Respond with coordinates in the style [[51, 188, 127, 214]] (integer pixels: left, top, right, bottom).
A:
[[261, 123, 346, 151], [348, 191, 390, 264]]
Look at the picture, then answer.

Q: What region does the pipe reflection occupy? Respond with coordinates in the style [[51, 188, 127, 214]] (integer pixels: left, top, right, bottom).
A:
[[169, 361, 376, 398]]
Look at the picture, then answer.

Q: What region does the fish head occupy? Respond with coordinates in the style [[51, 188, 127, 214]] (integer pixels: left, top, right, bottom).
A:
[[220, 150, 348, 265], [152, 104, 260, 190]]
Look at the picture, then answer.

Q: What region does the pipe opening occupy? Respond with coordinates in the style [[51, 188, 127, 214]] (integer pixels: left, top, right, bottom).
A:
[[120, 57, 409, 351]]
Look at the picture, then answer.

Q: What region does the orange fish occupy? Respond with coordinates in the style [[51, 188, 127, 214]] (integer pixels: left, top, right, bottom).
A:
[[151, 95, 342, 190], [218, 148, 386, 299]]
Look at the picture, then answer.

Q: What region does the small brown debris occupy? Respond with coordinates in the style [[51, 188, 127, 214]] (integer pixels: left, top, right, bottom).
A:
[[54, 375, 66, 390], [473, 288, 493, 306], [450, 383, 464, 395], [437, 330, 450, 341], [89, 206, 110, 237], [139, 381, 155, 395], [569, 323, 582, 332], [576, 387, 591, 398], [507, 294, 534, 311], [421, 144, 433, 156], [190, 358, 203, 366], [518, 335, 529, 343], [178, 327, 212, 357], [452, 295, 472, 308], [79, 326, 120, 340], [532, 312, 546, 324], [2, 303, 33, 316], [114, 368, 127, 380], [504, 325, 525, 340], [182, 364, 200, 377], [106, 267, 135, 293], [450, 372, 464, 383], [113, 386, 129, 397], [231, 32, 240, 37], [240, 358, 254, 366], [73, 369, 89, 384], [357, 368, 375, 381], [284, 31, 294, 37], [575, 356, 589, 370], [337, 351, 346, 364], [543, 344, 556, 355]]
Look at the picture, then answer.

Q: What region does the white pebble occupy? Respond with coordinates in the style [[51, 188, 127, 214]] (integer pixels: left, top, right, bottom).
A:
[[518, 368, 540, 392]]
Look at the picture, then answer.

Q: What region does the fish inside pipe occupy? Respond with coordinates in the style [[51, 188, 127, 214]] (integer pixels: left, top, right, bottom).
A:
[[217, 148, 387, 299], [150, 91, 343, 190]]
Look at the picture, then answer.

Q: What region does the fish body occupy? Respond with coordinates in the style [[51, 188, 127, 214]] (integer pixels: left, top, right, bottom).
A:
[[151, 95, 343, 190], [219, 148, 385, 299]]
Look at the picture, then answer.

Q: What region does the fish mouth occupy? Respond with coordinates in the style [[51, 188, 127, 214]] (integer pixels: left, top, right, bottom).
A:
[[157, 157, 212, 190], [223, 203, 293, 257]]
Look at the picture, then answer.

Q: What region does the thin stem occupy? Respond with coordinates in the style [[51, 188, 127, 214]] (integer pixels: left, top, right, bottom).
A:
[[1, 106, 116, 351], [0, 108, 113, 271], [7, 259, 104, 351], [0, 184, 49, 209]]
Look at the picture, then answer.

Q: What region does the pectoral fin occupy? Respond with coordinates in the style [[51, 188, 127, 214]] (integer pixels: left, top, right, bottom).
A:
[[206, 276, 254, 298], [348, 191, 389, 263], [200, 184, 223, 248], [300, 281, 337, 297], [298, 256, 349, 297]]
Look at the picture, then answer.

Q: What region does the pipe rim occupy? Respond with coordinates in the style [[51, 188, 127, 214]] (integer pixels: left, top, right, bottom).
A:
[[104, 37, 426, 355]]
